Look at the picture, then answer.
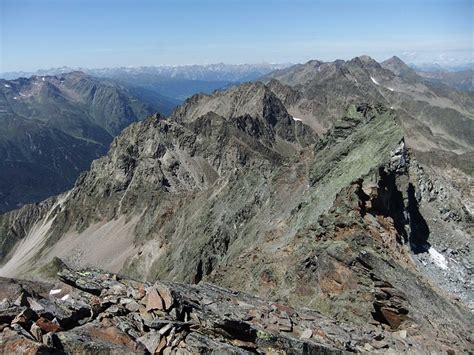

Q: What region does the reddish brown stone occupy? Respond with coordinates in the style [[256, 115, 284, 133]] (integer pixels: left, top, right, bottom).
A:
[[0, 327, 53, 354], [146, 289, 164, 311], [88, 326, 139, 351], [36, 317, 61, 333], [380, 307, 406, 330], [137, 285, 146, 300], [155, 336, 167, 354], [155, 284, 173, 311]]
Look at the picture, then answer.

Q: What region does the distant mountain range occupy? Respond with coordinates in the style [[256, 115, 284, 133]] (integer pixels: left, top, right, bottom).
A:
[[410, 62, 474, 72], [407, 63, 474, 92], [0, 72, 178, 213], [4, 61, 471, 97], [1, 63, 291, 101], [1, 63, 290, 82], [417, 70, 474, 92], [90, 63, 292, 82]]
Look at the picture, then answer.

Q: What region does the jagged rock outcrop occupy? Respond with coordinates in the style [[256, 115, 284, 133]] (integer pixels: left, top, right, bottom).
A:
[[0, 78, 472, 353]]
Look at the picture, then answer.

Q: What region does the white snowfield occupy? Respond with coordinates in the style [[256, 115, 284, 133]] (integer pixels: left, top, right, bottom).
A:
[[370, 76, 396, 92], [428, 247, 448, 270], [292, 116, 302, 122], [370, 76, 380, 85]]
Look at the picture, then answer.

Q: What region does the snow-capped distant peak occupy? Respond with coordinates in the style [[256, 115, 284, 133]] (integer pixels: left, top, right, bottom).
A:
[[370, 76, 379, 85]]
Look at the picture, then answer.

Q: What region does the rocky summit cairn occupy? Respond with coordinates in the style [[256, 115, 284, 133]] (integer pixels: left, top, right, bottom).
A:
[[0, 260, 464, 354]]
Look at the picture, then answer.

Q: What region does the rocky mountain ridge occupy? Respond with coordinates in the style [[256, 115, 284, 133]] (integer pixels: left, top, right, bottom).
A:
[[264, 56, 474, 172], [0, 58, 472, 353]]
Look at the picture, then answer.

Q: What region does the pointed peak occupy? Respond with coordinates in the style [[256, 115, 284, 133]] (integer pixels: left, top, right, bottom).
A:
[[348, 55, 381, 70], [173, 81, 286, 124], [381, 56, 415, 77], [357, 55, 376, 62], [306, 59, 325, 67], [389, 55, 404, 63], [382, 56, 409, 68], [352, 55, 378, 65]]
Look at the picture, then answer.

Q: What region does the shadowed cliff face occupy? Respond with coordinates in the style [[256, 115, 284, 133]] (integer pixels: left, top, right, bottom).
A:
[[0, 79, 472, 352]]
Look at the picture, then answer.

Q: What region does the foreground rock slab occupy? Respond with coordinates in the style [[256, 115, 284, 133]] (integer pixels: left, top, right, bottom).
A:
[[0, 261, 470, 354]]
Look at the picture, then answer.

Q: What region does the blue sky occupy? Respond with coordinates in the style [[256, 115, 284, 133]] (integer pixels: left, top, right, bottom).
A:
[[1, 0, 472, 72]]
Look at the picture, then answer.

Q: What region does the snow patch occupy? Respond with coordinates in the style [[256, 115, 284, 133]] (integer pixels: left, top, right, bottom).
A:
[[387, 87, 394, 92], [42, 77, 45, 81], [292, 116, 302, 122], [61, 294, 70, 301], [4, 84, 11, 88], [370, 76, 379, 85], [428, 247, 448, 270], [13, 97, 17, 100], [463, 201, 474, 216], [19, 93, 26, 97], [49, 289, 62, 295]]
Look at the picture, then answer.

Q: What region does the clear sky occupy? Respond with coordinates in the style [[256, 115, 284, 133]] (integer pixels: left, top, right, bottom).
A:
[[1, 0, 472, 72]]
